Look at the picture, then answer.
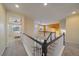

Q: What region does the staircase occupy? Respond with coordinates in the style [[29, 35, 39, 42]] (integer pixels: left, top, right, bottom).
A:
[[21, 32, 65, 56]]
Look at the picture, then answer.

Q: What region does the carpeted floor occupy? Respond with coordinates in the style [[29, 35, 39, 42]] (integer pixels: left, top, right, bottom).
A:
[[3, 39, 79, 56], [62, 42, 79, 56], [2, 39, 28, 56]]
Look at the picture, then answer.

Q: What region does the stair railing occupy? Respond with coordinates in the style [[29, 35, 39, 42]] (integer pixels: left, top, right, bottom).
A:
[[22, 32, 65, 56]]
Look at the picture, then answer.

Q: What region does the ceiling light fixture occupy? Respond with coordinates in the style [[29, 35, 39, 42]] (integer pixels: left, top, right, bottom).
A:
[[44, 3, 47, 6], [72, 11, 77, 14], [15, 4, 19, 8]]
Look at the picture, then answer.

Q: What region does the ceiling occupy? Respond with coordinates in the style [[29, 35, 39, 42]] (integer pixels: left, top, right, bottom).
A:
[[3, 3, 79, 24]]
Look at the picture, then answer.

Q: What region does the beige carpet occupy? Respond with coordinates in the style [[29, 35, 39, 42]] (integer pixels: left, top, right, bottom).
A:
[[62, 42, 79, 56], [2, 39, 28, 56]]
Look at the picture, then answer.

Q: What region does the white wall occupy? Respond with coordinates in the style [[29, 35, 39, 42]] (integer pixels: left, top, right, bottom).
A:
[[23, 17, 34, 36], [59, 18, 66, 30], [66, 14, 79, 44], [21, 17, 34, 56], [0, 4, 6, 55]]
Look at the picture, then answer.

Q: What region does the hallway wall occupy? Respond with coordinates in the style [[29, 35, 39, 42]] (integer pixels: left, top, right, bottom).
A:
[[0, 4, 6, 55], [66, 13, 79, 44], [5, 10, 34, 56], [22, 16, 34, 56], [23, 17, 34, 36]]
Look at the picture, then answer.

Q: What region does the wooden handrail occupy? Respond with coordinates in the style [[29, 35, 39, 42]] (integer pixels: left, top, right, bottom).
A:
[[23, 33, 43, 45], [22, 32, 65, 56], [46, 32, 53, 41], [63, 33, 65, 45], [22, 32, 65, 47], [46, 32, 56, 41], [47, 33, 65, 47]]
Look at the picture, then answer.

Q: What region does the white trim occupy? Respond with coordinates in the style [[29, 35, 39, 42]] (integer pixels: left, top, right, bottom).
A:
[[58, 46, 65, 56]]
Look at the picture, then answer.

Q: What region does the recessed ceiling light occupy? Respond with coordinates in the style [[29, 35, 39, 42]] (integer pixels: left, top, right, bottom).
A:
[[44, 3, 47, 6], [15, 4, 19, 8], [72, 11, 77, 14]]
